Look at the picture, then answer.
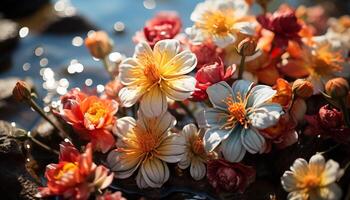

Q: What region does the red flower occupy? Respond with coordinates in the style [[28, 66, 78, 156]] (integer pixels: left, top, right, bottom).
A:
[[36, 142, 114, 200], [61, 89, 118, 153], [257, 4, 302, 48], [191, 58, 235, 101], [133, 11, 182, 47], [207, 159, 255, 193], [189, 40, 224, 69], [304, 104, 350, 143], [97, 191, 126, 200]]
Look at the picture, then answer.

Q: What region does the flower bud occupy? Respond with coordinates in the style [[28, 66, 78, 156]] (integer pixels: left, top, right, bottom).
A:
[[237, 38, 257, 56], [85, 31, 113, 59], [292, 79, 314, 98], [325, 77, 349, 99], [12, 81, 31, 102]]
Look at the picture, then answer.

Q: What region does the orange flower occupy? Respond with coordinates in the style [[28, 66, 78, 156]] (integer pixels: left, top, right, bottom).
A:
[[62, 90, 118, 153], [36, 142, 114, 200], [271, 78, 293, 109]]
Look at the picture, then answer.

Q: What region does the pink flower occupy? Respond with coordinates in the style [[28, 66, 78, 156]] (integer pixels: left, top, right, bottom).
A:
[[97, 191, 126, 200], [36, 142, 114, 200], [189, 40, 224, 69], [305, 104, 350, 143], [257, 4, 302, 48], [207, 159, 255, 193], [133, 11, 182, 47], [191, 58, 235, 101]]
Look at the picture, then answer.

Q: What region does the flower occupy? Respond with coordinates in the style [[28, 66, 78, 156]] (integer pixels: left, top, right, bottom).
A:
[[292, 79, 314, 99], [304, 104, 350, 143], [61, 91, 118, 153], [178, 124, 212, 180], [281, 154, 343, 200], [192, 58, 235, 101], [118, 39, 197, 117], [204, 80, 282, 162], [103, 78, 124, 102], [325, 77, 350, 99], [12, 80, 32, 102], [36, 142, 114, 200], [257, 4, 302, 48], [207, 159, 255, 193], [271, 78, 293, 109], [97, 191, 126, 200], [189, 40, 224, 69], [187, 0, 255, 48], [133, 11, 182, 47], [107, 111, 186, 188], [85, 31, 113, 59]]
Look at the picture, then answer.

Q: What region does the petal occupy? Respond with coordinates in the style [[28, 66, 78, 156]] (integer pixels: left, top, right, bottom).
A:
[[156, 134, 186, 163], [321, 159, 340, 186], [190, 158, 206, 181], [112, 117, 136, 138], [140, 86, 167, 117], [233, 22, 256, 35], [212, 33, 236, 48], [291, 158, 309, 178], [178, 155, 191, 169], [90, 130, 115, 153], [203, 127, 231, 152], [118, 58, 143, 86], [118, 87, 143, 107], [136, 169, 149, 189], [281, 171, 298, 192], [141, 158, 170, 188], [206, 81, 233, 110], [182, 123, 198, 140], [107, 150, 143, 179], [247, 85, 276, 107], [137, 111, 176, 137], [160, 50, 197, 77], [248, 103, 282, 129], [205, 108, 229, 128], [316, 183, 342, 200], [134, 41, 154, 63], [308, 154, 325, 177], [231, 79, 254, 101], [241, 128, 265, 154], [221, 128, 246, 162], [153, 39, 180, 68], [161, 75, 196, 101]]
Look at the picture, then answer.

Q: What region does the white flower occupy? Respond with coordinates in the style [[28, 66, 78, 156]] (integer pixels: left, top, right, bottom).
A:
[[204, 80, 282, 162], [187, 0, 255, 48], [107, 111, 186, 188], [178, 124, 212, 181], [281, 154, 343, 200], [118, 39, 197, 117]]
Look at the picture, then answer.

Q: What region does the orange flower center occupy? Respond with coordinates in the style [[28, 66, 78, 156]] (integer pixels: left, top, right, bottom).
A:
[[136, 129, 158, 152], [144, 63, 161, 84], [55, 162, 78, 180], [310, 45, 343, 77], [85, 102, 107, 125], [200, 11, 235, 36], [298, 174, 321, 189], [225, 94, 246, 128], [192, 138, 205, 155]]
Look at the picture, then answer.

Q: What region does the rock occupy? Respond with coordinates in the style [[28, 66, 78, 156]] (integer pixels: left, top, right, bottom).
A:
[[44, 15, 98, 34], [0, 0, 49, 19]]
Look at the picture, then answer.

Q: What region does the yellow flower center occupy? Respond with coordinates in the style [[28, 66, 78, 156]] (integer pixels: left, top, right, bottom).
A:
[[298, 174, 321, 189], [309, 44, 343, 77], [192, 138, 205, 155], [85, 102, 107, 125], [200, 11, 235, 36], [225, 94, 246, 128], [144, 63, 161, 85], [55, 162, 78, 180]]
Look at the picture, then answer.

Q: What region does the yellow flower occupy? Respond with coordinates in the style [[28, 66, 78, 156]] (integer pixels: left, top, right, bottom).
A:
[[118, 39, 197, 117], [107, 111, 186, 188], [281, 154, 343, 200], [178, 124, 213, 181]]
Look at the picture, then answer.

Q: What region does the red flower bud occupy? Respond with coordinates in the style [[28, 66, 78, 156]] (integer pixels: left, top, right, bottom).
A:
[[12, 81, 32, 102], [318, 104, 343, 129]]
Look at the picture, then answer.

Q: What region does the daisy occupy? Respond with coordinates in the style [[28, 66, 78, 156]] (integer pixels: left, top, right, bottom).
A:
[[107, 111, 186, 188], [186, 0, 255, 48], [281, 154, 343, 200], [118, 39, 197, 117], [204, 80, 282, 162], [178, 124, 212, 180]]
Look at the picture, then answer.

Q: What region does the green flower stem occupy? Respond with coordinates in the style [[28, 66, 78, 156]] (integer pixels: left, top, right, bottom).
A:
[[238, 54, 246, 80]]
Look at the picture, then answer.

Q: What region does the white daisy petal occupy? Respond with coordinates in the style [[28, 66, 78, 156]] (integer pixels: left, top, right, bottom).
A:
[[140, 86, 167, 117], [308, 154, 326, 176], [203, 127, 231, 152], [241, 128, 265, 154], [161, 50, 197, 77], [190, 158, 206, 181], [118, 58, 142, 85], [182, 124, 198, 141], [118, 87, 143, 107], [212, 33, 236, 48], [231, 79, 254, 100], [204, 108, 229, 128], [281, 171, 298, 192], [207, 81, 233, 110], [153, 39, 180, 67], [112, 117, 136, 138], [322, 159, 340, 186], [290, 158, 309, 177], [107, 150, 143, 179], [233, 21, 256, 36], [136, 169, 149, 189], [247, 85, 276, 107], [134, 41, 154, 61], [316, 183, 342, 200], [178, 155, 191, 169], [161, 75, 196, 101], [156, 134, 186, 163], [141, 158, 170, 188], [221, 129, 246, 162], [248, 103, 282, 129]]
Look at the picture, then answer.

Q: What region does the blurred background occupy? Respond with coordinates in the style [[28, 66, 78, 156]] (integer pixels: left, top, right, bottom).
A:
[[0, 0, 349, 130]]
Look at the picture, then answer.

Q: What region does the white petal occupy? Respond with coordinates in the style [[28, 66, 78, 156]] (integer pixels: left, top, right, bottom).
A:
[[161, 75, 196, 101], [140, 86, 167, 117], [231, 79, 254, 101], [118, 87, 143, 107], [112, 117, 136, 138], [233, 22, 256, 36], [107, 150, 143, 179], [322, 159, 340, 186], [185, 26, 205, 44], [204, 127, 231, 152], [247, 85, 276, 107], [153, 39, 180, 67], [204, 108, 229, 128], [118, 58, 143, 85], [178, 155, 191, 169], [182, 123, 198, 141], [248, 103, 282, 129], [212, 33, 236, 48], [160, 50, 197, 77], [308, 154, 326, 177], [190, 158, 206, 181], [241, 128, 265, 154], [221, 129, 246, 162], [134, 41, 154, 62], [136, 169, 149, 189], [316, 183, 342, 200], [232, 0, 249, 17], [156, 134, 186, 163], [137, 111, 176, 137], [291, 158, 309, 177], [281, 171, 298, 192], [207, 81, 233, 110], [141, 158, 170, 188]]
